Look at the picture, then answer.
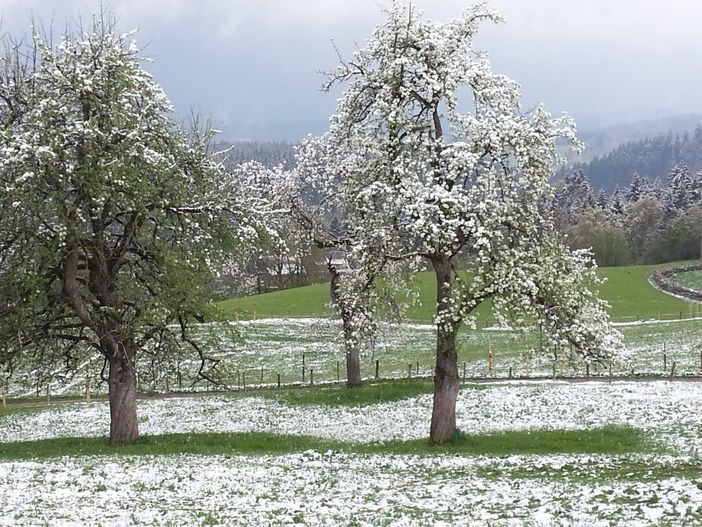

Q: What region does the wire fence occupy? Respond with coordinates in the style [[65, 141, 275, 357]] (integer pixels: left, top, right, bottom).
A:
[[3, 312, 702, 405]]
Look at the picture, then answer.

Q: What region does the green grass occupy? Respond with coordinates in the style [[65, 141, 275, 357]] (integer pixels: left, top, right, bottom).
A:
[[670, 270, 702, 291], [218, 282, 334, 320], [431, 425, 654, 456], [476, 458, 702, 483], [0, 425, 652, 461], [597, 264, 700, 321], [218, 263, 701, 323], [0, 402, 50, 417], [273, 378, 434, 406]]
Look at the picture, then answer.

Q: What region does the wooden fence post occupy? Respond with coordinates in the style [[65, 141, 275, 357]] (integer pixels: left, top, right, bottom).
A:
[[277, 373, 281, 389], [375, 360, 379, 379], [310, 368, 314, 386], [488, 338, 493, 375], [669, 362, 677, 381], [663, 344, 667, 372]]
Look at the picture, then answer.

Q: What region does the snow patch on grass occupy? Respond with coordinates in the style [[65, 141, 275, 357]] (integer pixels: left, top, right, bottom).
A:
[[2, 381, 702, 525], [2, 381, 701, 456], [1, 452, 700, 526]]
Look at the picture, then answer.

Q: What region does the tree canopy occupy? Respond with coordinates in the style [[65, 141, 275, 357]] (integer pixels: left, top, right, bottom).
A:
[[314, 2, 621, 443], [0, 20, 271, 442]]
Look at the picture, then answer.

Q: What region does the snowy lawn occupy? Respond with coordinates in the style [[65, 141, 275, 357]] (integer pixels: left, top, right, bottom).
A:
[[2, 380, 701, 452], [2, 452, 701, 526], [1, 381, 702, 525], [2, 381, 701, 525]]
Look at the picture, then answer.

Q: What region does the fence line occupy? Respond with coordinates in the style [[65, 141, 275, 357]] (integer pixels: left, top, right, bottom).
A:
[[6, 309, 702, 401]]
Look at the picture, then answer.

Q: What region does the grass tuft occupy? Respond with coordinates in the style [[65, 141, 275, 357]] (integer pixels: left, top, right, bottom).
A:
[[0, 425, 655, 461], [272, 379, 434, 407], [424, 425, 655, 456]]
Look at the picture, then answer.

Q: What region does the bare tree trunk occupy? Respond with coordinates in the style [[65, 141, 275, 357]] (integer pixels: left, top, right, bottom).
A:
[[108, 354, 139, 444], [429, 256, 460, 444], [343, 315, 362, 387]]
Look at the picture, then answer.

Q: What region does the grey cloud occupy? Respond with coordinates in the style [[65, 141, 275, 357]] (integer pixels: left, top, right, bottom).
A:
[[1, 0, 701, 138]]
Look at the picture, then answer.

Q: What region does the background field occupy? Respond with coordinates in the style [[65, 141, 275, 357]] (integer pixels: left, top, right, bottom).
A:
[[218, 263, 702, 323], [671, 269, 702, 290], [5, 262, 702, 401]]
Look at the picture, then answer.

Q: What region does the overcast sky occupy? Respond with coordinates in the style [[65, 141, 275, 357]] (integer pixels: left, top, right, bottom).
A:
[[2, 0, 702, 140]]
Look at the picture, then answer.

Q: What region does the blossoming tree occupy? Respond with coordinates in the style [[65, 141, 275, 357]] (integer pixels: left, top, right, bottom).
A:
[[0, 21, 270, 443], [262, 139, 413, 387], [322, 3, 622, 443]]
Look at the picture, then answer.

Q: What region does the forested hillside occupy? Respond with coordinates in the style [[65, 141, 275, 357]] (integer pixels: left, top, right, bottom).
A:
[[553, 167, 702, 266], [563, 126, 702, 190], [216, 140, 296, 168]]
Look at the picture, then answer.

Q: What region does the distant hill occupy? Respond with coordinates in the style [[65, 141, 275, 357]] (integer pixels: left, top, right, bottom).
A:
[[572, 114, 702, 163], [559, 120, 702, 191], [213, 115, 702, 190], [213, 140, 296, 169], [218, 121, 327, 142]]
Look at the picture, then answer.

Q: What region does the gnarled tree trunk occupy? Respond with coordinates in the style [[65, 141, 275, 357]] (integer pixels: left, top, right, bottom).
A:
[[107, 352, 139, 444], [429, 256, 460, 444], [63, 244, 140, 444]]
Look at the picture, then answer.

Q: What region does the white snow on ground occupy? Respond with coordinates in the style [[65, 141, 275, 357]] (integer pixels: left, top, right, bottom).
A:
[[2, 381, 702, 525], [2, 381, 701, 453], [0, 452, 700, 526]]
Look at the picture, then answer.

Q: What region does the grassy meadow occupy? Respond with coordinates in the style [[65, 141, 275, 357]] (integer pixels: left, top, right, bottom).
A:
[[2, 261, 702, 525], [218, 263, 702, 323], [671, 269, 702, 290], [2, 379, 701, 524]]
